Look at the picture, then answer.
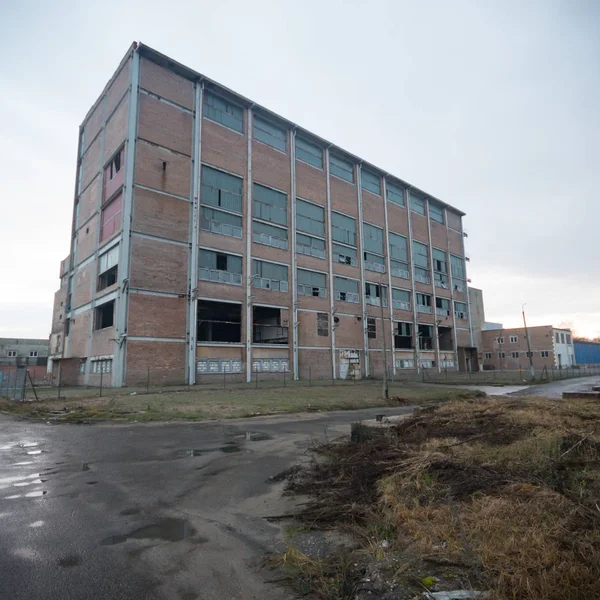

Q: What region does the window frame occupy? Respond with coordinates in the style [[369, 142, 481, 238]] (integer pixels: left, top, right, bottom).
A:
[[203, 90, 244, 134], [409, 191, 426, 215], [429, 202, 444, 223], [253, 115, 287, 152], [330, 154, 355, 184], [361, 168, 381, 195], [386, 181, 405, 207], [295, 136, 323, 169]]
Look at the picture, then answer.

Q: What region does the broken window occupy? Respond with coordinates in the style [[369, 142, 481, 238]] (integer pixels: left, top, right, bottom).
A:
[[197, 300, 241, 343], [363, 223, 384, 255], [331, 212, 356, 246], [94, 300, 115, 330], [317, 313, 329, 337], [332, 243, 357, 266], [297, 233, 326, 259], [252, 220, 288, 250], [435, 297, 451, 317], [296, 199, 325, 237], [454, 301, 467, 319], [416, 293, 432, 314], [429, 202, 444, 224], [450, 255, 466, 291], [410, 191, 426, 215], [392, 288, 411, 310], [199, 249, 242, 285], [253, 183, 287, 226], [433, 249, 449, 288], [334, 276, 359, 303], [365, 282, 387, 307], [100, 193, 122, 242], [201, 165, 243, 213], [252, 260, 289, 292], [297, 269, 327, 298], [105, 147, 124, 181], [253, 306, 288, 344], [418, 324, 433, 350], [367, 318, 377, 339], [363, 251, 385, 273], [394, 322, 412, 349], [201, 206, 243, 239], [98, 245, 119, 291], [438, 326, 453, 351]]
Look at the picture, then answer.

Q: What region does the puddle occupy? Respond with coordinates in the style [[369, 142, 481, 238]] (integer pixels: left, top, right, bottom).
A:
[[11, 462, 34, 466], [29, 521, 45, 528], [220, 445, 241, 453], [245, 431, 271, 442], [58, 554, 81, 568], [176, 449, 204, 458], [100, 518, 198, 545], [27, 450, 42, 455], [120, 507, 141, 516], [21, 443, 38, 448], [86, 481, 98, 485], [25, 491, 47, 498]]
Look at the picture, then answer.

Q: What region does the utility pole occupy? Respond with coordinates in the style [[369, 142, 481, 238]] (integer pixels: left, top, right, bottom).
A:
[[379, 280, 389, 399], [522, 303, 535, 380]]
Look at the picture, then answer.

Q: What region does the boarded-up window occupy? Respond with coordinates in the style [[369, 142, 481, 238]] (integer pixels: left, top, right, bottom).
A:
[[100, 193, 122, 242], [317, 313, 329, 337]]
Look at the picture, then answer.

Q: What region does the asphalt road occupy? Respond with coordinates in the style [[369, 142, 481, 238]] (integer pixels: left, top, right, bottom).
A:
[[0, 405, 414, 600]]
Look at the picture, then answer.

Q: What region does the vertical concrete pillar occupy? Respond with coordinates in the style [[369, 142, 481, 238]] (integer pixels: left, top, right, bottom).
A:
[[245, 107, 254, 383], [405, 188, 420, 372], [324, 148, 336, 379], [425, 200, 441, 373], [356, 164, 369, 377], [186, 81, 203, 385], [113, 48, 140, 387], [382, 178, 395, 377]]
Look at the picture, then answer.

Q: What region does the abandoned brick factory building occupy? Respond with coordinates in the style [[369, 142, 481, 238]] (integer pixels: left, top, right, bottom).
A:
[[49, 42, 477, 387]]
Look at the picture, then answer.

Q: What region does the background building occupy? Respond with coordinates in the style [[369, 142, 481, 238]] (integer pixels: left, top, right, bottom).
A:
[[574, 340, 600, 365], [0, 338, 49, 382], [50, 42, 475, 387], [481, 325, 575, 371]]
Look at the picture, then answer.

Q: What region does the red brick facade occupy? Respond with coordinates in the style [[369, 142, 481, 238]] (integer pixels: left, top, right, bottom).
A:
[[50, 43, 474, 386]]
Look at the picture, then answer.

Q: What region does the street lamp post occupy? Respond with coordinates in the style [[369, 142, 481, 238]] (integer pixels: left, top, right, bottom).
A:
[[522, 303, 535, 380]]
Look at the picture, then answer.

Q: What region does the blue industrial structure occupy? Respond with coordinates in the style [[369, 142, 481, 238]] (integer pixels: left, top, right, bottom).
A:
[[574, 341, 600, 365]]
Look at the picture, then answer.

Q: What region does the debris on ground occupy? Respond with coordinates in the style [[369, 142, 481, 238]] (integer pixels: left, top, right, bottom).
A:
[[270, 395, 600, 599]]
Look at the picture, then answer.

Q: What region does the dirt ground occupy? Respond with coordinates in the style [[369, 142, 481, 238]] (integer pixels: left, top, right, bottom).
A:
[[0, 382, 484, 423], [272, 394, 600, 600]]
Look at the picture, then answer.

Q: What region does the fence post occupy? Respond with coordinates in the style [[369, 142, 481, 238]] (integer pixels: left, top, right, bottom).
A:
[[146, 368, 150, 394], [309, 366, 312, 387], [255, 369, 259, 389], [283, 369, 286, 387], [223, 370, 226, 390], [100, 369, 103, 397], [57, 366, 62, 400]]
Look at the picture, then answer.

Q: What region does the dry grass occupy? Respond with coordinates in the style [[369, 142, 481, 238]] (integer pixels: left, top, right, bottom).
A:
[[283, 395, 600, 599], [0, 382, 484, 423]]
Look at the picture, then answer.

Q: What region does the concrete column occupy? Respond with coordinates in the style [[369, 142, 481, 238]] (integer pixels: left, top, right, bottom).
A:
[[444, 207, 460, 371], [405, 189, 420, 372], [114, 48, 140, 387], [325, 148, 336, 379], [356, 164, 369, 377], [186, 81, 203, 385], [245, 107, 254, 383], [290, 129, 299, 379], [382, 178, 395, 377], [425, 200, 441, 373]]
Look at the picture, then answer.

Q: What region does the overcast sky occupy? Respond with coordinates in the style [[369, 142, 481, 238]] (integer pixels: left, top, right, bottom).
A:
[[1, 0, 598, 339]]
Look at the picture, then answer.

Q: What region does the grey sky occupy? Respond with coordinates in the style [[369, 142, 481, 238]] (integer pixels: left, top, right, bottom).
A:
[[1, 0, 598, 338]]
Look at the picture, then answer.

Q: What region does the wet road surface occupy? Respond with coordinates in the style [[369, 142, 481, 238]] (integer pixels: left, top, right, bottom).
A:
[[0, 405, 414, 600]]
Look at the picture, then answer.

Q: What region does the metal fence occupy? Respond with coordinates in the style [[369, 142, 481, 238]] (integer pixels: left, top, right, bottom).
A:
[[0, 368, 28, 400]]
